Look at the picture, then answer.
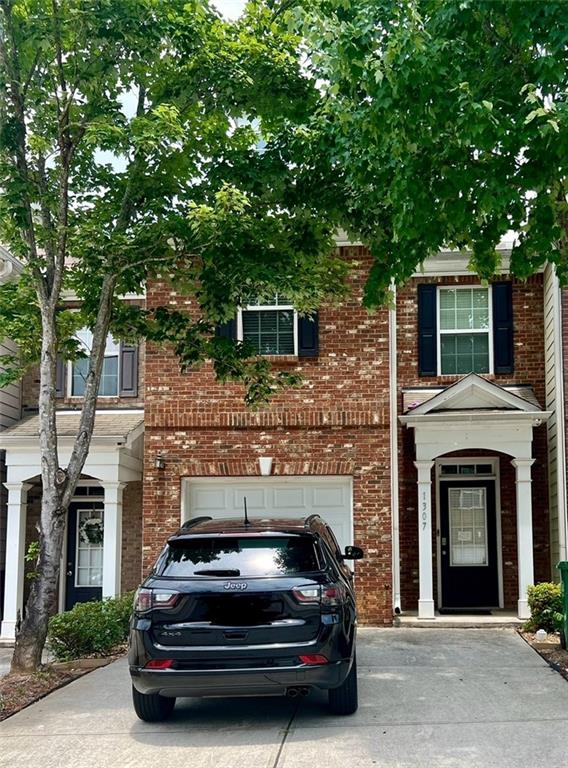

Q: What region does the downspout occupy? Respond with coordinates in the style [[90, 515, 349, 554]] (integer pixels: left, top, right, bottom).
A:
[[554, 273, 568, 563], [389, 280, 401, 614]]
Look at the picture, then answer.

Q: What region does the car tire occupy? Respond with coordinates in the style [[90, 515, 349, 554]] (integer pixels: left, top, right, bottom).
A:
[[132, 686, 176, 722], [328, 653, 358, 715]]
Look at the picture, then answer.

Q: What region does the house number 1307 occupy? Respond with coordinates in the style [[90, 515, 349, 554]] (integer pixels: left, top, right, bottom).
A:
[[421, 492, 428, 531]]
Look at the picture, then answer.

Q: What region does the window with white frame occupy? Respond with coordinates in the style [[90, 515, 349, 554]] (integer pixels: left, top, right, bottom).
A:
[[71, 328, 120, 397], [438, 287, 491, 375], [239, 294, 297, 356]]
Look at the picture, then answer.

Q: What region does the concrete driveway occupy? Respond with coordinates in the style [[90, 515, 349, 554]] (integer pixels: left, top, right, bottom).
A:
[[1, 628, 568, 768]]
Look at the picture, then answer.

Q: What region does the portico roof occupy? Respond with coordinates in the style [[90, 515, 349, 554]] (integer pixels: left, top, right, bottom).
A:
[[400, 373, 549, 425], [0, 410, 144, 448]]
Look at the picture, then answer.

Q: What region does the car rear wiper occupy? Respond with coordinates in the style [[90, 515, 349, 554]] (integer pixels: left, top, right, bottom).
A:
[[193, 569, 241, 577]]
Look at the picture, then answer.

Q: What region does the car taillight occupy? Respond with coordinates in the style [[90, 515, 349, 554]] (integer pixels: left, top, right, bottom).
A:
[[292, 584, 345, 607], [145, 659, 174, 670], [292, 586, 321, 603], [321, 584, 344, 607], [299, 654, 328, 665], [134, 588, 179, 613]]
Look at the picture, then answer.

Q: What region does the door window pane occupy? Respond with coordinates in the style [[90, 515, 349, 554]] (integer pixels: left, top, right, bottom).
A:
[[449, 488, 488, 566], [75, 508, 104, 587]]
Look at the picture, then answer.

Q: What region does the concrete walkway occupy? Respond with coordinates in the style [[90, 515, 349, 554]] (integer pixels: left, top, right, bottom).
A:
[[1, 628, 568, 768], [0, 647, 12, 679]]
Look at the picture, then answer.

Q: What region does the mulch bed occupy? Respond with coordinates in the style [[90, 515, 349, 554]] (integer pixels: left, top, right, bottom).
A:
[[0, 653, 124, 722], [519, 630, 568, 681]]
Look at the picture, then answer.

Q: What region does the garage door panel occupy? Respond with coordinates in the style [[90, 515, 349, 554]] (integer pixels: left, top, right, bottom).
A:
[[273, 487, 306, 510], [232, 488, 266, 511], [312, 485, 346, 509], [191, 488, 227, 512]]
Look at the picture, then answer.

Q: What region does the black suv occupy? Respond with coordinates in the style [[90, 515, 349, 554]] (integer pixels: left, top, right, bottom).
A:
[[129, 515, 363, 721]]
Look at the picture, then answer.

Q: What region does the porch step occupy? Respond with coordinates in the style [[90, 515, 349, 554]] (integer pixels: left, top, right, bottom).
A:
[[394, 612, 523, 629]]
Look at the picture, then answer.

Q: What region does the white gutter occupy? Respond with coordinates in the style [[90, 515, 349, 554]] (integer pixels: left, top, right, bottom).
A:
[[389, 280, 401, 615], [553, 271, 568, 563]]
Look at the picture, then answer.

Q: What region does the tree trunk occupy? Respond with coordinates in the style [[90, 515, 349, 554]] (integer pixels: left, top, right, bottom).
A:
[[10, 303, 62, 672], [10, 278, 116, 673]]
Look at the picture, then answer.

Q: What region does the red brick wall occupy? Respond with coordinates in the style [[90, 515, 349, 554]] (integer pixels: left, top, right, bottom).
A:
[[143, 248, 394, 625], [121, 481, 143, 593], [397, 274, 549, 611]]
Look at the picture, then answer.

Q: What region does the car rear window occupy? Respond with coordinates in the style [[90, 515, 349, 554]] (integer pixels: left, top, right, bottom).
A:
[[157, 535, 321, 577]]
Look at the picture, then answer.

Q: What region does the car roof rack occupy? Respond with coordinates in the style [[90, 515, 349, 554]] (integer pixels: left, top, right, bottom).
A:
[[304, 514, 324, 530], [180, 516, 213, 530]]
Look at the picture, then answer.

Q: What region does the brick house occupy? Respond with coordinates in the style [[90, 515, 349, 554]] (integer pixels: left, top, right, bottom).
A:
[[1, 239, 567, 640], [141, 240, 565, 625]]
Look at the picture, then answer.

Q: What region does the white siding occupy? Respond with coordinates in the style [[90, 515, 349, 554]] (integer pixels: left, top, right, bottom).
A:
[[544, 264, 567, 575], [0, 339, 21, 429]]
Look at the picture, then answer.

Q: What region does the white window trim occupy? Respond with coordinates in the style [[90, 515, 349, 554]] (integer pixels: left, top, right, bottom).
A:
[[437, 285, 494, 376], [237, 300, 299, 356]]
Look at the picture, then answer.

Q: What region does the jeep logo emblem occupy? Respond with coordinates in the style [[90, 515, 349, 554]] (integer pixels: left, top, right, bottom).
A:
[[224, 581, 248, 591]]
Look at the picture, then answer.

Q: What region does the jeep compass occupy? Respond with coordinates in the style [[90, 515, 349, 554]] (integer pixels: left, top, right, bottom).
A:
[[128, 515, 363, 721]]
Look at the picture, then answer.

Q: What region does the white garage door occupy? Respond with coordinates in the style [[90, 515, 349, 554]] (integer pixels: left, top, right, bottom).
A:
[[181, 477, 353, 553]]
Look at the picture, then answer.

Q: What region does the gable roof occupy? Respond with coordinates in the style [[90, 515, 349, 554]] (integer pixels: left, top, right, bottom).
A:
[[403, 374, 543, 416]]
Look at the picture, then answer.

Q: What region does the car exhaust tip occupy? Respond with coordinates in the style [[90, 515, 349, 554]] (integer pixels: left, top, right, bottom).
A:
[[286, 687, 300, 698], [299, 687, 310, 697]]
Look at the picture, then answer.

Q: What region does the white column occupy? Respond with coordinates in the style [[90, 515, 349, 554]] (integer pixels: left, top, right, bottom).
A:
[[100, 482, 125, 599], [512, 459, 535, 620], [0, 482, 32, 643], [415, 461, 435, 619]]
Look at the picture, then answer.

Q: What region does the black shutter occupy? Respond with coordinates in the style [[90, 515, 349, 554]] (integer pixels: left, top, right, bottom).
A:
[[215, 319, 236, 340], [55, 356, 66, 398], [492, 282, 514, 374], [298, 312, 319, 357], [119, 344, 138, 397], [418, 284, 437, 376]]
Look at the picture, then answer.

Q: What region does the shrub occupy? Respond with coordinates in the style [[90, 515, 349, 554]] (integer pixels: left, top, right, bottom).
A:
[[47, 591, 134, 662], [526, 582, 563, 633]]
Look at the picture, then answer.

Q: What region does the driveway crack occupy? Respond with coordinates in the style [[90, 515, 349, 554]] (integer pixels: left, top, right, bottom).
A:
[[272, 701, 300, 768]]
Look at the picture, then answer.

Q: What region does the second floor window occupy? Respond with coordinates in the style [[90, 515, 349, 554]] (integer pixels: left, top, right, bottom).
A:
[[71, 329, 120, 397], [438, 287, 491, 375], [238, 295, 297, 355]]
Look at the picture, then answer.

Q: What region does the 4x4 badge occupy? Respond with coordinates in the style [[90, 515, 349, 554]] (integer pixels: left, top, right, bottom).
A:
[[224, 581, 248, 590]]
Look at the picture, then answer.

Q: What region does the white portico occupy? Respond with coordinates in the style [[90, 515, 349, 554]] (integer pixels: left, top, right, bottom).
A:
[[400, 374, 550, 621], [0, 411, 143, 643]]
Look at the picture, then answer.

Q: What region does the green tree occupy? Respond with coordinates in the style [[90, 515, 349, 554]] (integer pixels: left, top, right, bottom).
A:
[[300, 0, 568, 304], [0, 0, 346, 672]]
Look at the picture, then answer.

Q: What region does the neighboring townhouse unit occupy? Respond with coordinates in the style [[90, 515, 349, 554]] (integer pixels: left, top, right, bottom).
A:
[[0, 246, 23, 630], [0, 310, 145, 643]]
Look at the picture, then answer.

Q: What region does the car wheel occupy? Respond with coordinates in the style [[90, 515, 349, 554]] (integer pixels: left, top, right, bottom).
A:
[[132, 686, 176, 722], [328, 653, 358, 715]]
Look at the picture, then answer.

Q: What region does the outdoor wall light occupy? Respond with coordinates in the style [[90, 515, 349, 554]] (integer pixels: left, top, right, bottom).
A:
[[259, 457, 273, 476], [154, 454, 166, 470]]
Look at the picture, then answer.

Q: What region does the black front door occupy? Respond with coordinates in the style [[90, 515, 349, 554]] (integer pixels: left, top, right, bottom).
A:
[[440, 481, 499, 609], [65, 502, 104, 610]]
